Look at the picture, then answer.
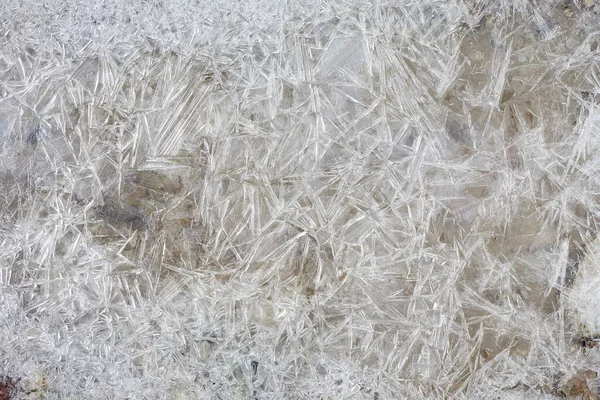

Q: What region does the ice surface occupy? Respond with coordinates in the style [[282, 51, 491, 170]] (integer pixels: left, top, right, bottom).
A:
[[2, 0, 600, 399]]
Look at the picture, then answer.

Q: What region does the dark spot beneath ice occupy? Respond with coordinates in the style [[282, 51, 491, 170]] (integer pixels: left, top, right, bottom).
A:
[[0, 376, 19, 400], [580, 336, 599, 349], [445, 116, 470, 144], [251, 360, 259, 378], [26, 128, 38, 147], [532, 20, 553, 39], [97, 202, 147, 230], [0, 382, 8, 400]]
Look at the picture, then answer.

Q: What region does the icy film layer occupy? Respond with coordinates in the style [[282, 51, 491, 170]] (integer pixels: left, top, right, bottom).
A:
[[2, 0, 600, 399]]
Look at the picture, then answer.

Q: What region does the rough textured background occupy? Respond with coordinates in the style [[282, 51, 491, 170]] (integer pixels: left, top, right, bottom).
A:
[[2, 0, 600, 398]]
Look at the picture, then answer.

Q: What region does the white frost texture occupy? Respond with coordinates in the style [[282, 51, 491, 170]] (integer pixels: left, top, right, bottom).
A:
[[3, 0, 600, 399]]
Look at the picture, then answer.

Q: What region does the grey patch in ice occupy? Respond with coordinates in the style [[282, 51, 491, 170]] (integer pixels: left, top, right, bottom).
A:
[[96, 200, 147, 231]]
